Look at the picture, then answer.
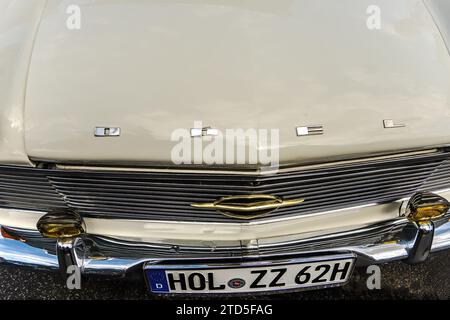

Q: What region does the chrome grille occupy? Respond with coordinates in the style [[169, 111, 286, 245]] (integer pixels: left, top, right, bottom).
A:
[[0, 150, 450, 222], [0, 167, 66, 212]]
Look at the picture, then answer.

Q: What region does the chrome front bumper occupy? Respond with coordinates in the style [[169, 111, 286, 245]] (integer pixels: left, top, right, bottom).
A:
[[1, 217, 450, 276]]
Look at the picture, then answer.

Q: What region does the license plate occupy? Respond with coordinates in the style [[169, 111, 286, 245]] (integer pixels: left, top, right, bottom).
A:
[[144, 254, 355, 294]]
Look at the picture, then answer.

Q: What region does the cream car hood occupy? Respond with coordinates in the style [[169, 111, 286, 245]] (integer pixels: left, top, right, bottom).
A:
[[24, 0, 450, 166]]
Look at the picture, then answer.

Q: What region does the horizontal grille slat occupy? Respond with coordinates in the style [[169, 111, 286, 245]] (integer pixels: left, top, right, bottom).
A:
[[47, 162, 444, 197], [0, 150, 449, 222]]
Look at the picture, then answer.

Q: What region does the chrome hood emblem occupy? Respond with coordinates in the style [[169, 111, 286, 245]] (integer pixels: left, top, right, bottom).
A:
[[191, 194, 304, 220]]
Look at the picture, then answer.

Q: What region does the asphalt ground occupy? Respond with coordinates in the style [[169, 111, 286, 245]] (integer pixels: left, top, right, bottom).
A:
[[0, 250, 448, 300]]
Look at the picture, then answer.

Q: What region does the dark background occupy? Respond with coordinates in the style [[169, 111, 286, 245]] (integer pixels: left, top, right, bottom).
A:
[[0, 251, 448, 299]]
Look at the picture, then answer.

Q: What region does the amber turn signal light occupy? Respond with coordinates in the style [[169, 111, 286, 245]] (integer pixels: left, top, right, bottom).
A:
[[406, 192, 450, 222], [37, 211, 85, 238]]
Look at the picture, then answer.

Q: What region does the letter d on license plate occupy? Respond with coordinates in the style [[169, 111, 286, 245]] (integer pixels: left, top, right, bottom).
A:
[[144, 254, 355, 294]]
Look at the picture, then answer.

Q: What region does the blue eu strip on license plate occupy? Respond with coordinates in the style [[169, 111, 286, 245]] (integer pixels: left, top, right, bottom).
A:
[[146, 269, 170, 293]]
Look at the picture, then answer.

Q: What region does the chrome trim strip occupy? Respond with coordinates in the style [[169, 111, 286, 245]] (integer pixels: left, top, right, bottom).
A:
[[54, 149, 439, 175]]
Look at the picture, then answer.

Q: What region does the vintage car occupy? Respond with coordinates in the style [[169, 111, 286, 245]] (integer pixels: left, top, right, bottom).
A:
[[1, 0, 450, 295]]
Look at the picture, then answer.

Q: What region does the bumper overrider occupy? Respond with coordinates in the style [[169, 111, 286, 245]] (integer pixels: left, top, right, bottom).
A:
[[0, 192, 449, 279]]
